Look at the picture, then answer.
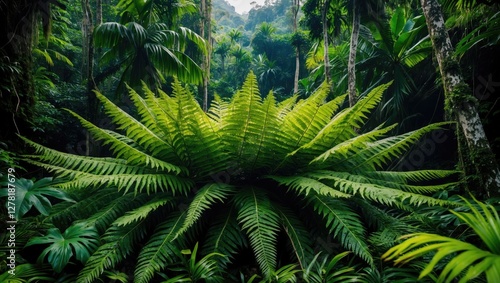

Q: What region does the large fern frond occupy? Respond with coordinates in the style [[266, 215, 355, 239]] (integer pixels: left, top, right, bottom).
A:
[[350, 122, 453, 170], [201, 207, 247, 267], [134, 211, 186, 283], [112, 196, 174, 226], [177, 183, 235, 237], [307, 195, 373, 266], [93, 90, 177, 161], [297, 82, 391, 155], [77, 217, 150, 283], [305, 171, 452, 207], [275, 204, 315, 269], [270, 175, 351, 198], [66, 109, 182, 174], [234, 188, 281, 278]]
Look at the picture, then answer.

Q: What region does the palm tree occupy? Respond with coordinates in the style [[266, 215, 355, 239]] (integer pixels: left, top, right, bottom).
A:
[[93, 21, 206, 93], [21, 73, 459, 282], [214, 39, 231, 75], [357, 8, 433, 127]]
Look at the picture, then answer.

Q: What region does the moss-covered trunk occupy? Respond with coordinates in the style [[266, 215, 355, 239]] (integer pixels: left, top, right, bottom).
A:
[[420, 0, 500, 197]]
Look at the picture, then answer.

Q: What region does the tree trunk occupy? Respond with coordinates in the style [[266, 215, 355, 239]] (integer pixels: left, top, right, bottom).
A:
[[0, 0, 36, 147], [200, 0, 211, 112], [420, 0, 500, 197], [348, 0, 360, 107], [322, 0, 331, 85], [292, 0, 300, 94], [81, 0, 97, 155]]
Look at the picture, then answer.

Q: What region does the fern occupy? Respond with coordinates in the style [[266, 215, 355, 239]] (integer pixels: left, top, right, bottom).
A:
[[77, 217, 150, 283], [134, 211, 186, 283], [21, 73, 460, 281], [307, 195, 373, 266], [235, 188, 281, 277], [201, 207, 247, 267], [177, 183, 235, 237]]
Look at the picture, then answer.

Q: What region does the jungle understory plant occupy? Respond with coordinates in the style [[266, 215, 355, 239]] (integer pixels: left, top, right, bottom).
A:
[[383, 197, 500, 283], [19, 72, 461, 282]]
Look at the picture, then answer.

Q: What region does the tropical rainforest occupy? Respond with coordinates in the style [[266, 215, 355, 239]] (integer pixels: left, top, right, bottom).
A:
[[1, 0, 500, 282]]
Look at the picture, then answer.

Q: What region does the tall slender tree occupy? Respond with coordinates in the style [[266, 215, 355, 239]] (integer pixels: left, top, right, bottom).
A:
[[322, 0, 332, 85], [200, 0, 212, 111], [347, 0, 359, 106], [420, 0, 500, 197], [292, 0, 301, 93]]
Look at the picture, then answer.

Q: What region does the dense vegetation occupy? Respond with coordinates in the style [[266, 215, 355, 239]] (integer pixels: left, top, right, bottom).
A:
[[1, 0, 500, 282]]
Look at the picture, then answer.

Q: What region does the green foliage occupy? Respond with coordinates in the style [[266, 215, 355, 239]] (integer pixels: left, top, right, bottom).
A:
[[0, 264, 54, 283], [22, 73, 459, 281], [383, 197, 500, 282], [302, 251, 358, 283], [159, 242, 225, 283], [26, 222, 99, 273], [0, 177, 74, 220], [93, 21, 206, 92]]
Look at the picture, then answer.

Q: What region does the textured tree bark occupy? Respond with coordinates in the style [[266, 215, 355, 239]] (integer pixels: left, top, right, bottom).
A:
[[200, 0, 211, 112], [322, 0, 331, 85], [0, 0, 36, 146], [347, 0, 360, 107], [420, 0, 500, 197], [81, 0, 97, 155], [292, 0, 300, 94]]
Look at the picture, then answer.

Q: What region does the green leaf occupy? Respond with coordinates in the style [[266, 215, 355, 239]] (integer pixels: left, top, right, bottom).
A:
[[26, 223, 98, 273], [235, 188, 280, 278]]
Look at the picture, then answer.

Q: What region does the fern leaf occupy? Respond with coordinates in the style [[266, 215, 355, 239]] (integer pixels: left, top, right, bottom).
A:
[[269, 175, 351, 198], [306, 171, 453, 207], [298, 82, 391, 155], [275, 205, 315, 269], [113, 197, 174, 227], [84, 193, 147, 233], [21, 136, 151, 177], [134, 211, 186, 283], [235, 188, 280, 278], [65, 109, 182, 173], [307, 195, 373, 266], [177, 183, 235, 237], [363, 170, 460, 184], [77, 218, 149, 283], [221, 72, 267, 166], [28, 162, 192, 195], [281, 82, 343, 151], [93, 90, 177, 161], [311, 124, 397, 164], [202, 207, 247, 266], [351, 122, 452, 170]]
